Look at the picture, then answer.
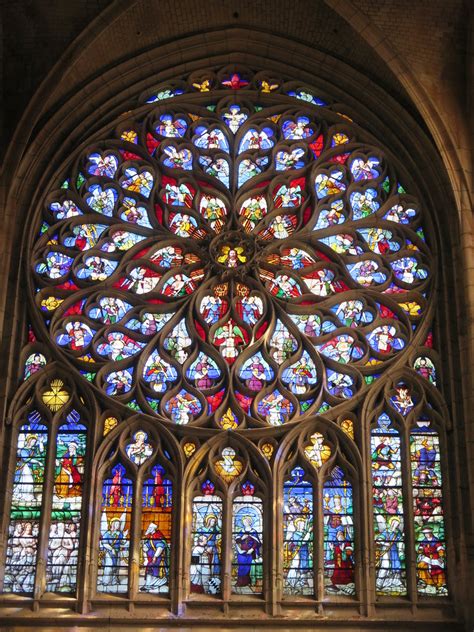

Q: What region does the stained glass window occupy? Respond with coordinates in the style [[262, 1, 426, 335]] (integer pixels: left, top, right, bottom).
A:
[[139, 464, 172, 593], [191, 481, 223, 595], [97, 463, 133, 593], [46, 411, 87, 592], [2, 66, 453, 616], [283, 467, 314, 595], [371, 413, 406, 595], [323, 466, 355, 595], [4, 412, 48, 593], [410, 419, 447, 596], [231, 485, 263, 594]]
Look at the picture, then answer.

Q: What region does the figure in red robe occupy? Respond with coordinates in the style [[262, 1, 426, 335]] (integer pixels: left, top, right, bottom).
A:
[[330, 530, 354, 587]]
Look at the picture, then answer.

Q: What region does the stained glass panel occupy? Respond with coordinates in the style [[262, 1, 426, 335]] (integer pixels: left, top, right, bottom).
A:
[[410, 420, 447, 596], [191, 482, 222, 595], [283, 467, 313, 595], [323, 466, 355, 595], [231, 489, 263, 594], [139, 464, 172, 593], [371, 413, 406, 595], [46, 411, 87, 592], [4, 412, 48, 593], [97, 463, 133, 593]]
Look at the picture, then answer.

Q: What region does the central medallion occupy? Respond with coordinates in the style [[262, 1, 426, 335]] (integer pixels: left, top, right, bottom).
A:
[[210, 231, 257, 274]]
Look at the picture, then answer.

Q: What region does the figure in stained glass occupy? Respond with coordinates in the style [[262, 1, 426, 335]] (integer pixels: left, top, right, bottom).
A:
[[239, 195, 267, 230], [238, 157, 268, 187], [140, 523, 169, 591], [235, 288, 263, 325], [191, 483, 222, 595], [125, 431, 153, 465], [143, 350, 178, 392], [200, 293, 227, 325], [384, 204, 416, 224], [139, 464, 172, 593], [163, 320, 192, 363], [88, 297, 131, 324], [217, 245, 246, 267], [97, 463, 132, 593], [24, 353, 47, 379], [263, 272, 302, 298], [390, 385, 414, 416], [46, 414, 87, 593], [232, 492, 263, 594], [163, 146, 193, 170], [279, 247, 315, 270], [281, 352, 317, 394], [327, 370, 354, 398], [257, 390, 293, 425], [323, 467, 355, 595], [4, 413, 48, 593], [213, 320, 247, 362], [239, 352, 273, 391], [283, 467, 313, 595], [392, 257, 428, 285], [199, 194, 227, 231], [268, 320, 297, 364], [315, 201, 345, 228], [199, 156, 230, 187], [304, 433, 331, 468], [318, 334, 364, 364], [156, 114, 187, 138], [187, 353, 220, 389], [273, 182, 303, 208], [350, 188, 379, 218], [371, 413, 406, 595], [416, 526, 446, 594], [282, 117, 314, 140], [166, 390, 201, 424], [414, 356, 437, 385], [410, 423, 448, 597], [222, 105, 247, 134], [302, 269, 337, 296], [239, 127, 273, 151]]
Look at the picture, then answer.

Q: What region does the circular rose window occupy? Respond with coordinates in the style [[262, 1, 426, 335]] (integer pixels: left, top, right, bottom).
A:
[[31, 89, 431, 429]]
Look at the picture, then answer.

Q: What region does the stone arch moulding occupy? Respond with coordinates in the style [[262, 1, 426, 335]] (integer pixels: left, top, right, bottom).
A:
[[0, 38, 468, 632]]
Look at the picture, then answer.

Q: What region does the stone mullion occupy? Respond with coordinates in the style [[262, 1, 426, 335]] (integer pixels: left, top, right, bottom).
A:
[[89, 462, 107, 602], [354, 459, 370, 617], [263, 486, 273, 615], [0, 422, 20, 593], [363, 419, 376, 617], [170, 472, 183, 614], [76, 419, 95, 613], [402, 422, 418, 608], [365, 422, 378, 615], [315, 474, 324, 612], [222, 488, 232, 605], [33, 415, 57, 604], [438, 423, 453, 600], [127, 473, 142, 603], [272, 464, 283, 615]]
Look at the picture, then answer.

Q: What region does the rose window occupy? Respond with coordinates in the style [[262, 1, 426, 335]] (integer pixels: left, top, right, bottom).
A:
[[31, 93, 431, 429]]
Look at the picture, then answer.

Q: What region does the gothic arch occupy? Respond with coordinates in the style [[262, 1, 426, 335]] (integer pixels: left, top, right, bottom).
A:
[[0, 20, 469, 631]]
